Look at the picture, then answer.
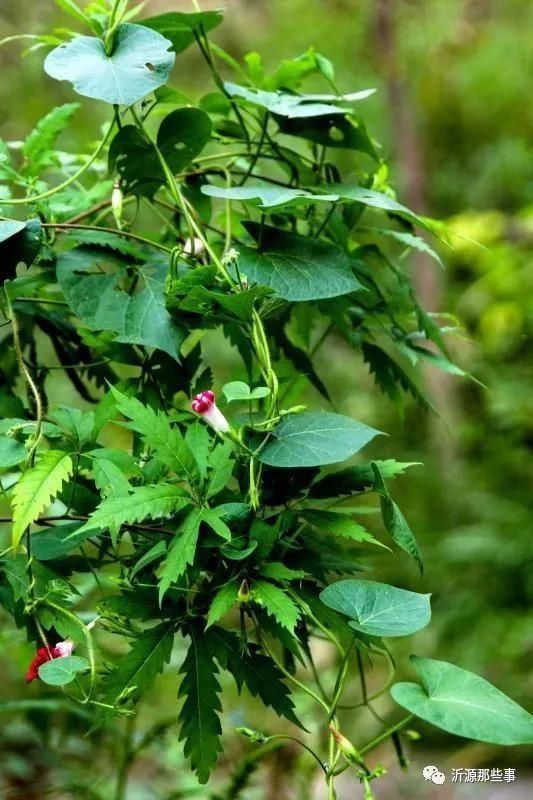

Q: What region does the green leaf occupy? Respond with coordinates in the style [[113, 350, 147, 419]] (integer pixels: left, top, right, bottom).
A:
[[258, 411, 382, 468], [201, 183, 335, 209], [372, 463, 423, 573], [38, 656, 90, 686], [102, 623, 174, 708], [301, 509, 385, 547], [238, 222, 363, 302], [0, 218, 42, 283], [0, 436, 27, 469], [22, 103, 80, 176], [309, 460, 421, 498], [320, 579, 431, 637], [110, 387, 198, 484], [209, 627, 302, 727], [201, 508, 232, 541], [109, 108, 212, 197], [252, 580, 300, 632], [259, 563, 306, 581], [206, 440, 235, 498], [368, 228, 443, 267], [206, 580, 238, 628], [54, 0, 90, 26], [178, 626, 223, 784], [11, 451, 74, 548], [324, 185, 430, 231], [49, 405, 95, 448], [221, 380, 270, 403], [184, 422, 210, 480], [56, 249, 186, 359], [142, 10, 224, 54], [92, 457, 131, 500], [158, 508, 202, 602], [44, 23, 175, 106], [31, 522, 94, 560], [130, 540, 167, 580], [391, 656, 533, 746], [225, 81, 370, 118], [277, 114, 377, 158], [76, 485, 190, 536]]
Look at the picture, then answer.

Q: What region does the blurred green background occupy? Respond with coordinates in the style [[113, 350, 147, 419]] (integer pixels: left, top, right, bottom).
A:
[[1, 1, 532, 797]]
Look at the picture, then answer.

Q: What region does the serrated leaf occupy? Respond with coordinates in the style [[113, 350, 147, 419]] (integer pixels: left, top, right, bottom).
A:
[[368, 227, 443, 266], [184, 422, 210, 479], [209, 627, 302, 727], [206, 440, 235, 498], [48, 405, 95, 448], [206, 580, 238, 628], [110, 387, 198, 484], [301, 509, 384, 547], [38, 655, 89, 686], [92, 457, 131, 501], [178, 626, 223, 783], [391, 656, 533, 745], [238, 221, 363, 302], [259, 563, 306, 581], [158, 508, 202, 602], [44, 24, 175, 106], [11, 451, 74, 548], [22, 103, 80, 176], [102, 622, 174, 708], [258, 411, 382, 468], [320, 579, 431, 637], [309, 460, 421, 498], [372, 463, 422, 573], [75, 485, 190, 536], [201, 508, 231, 541], [252, 580, 300, 632], [130, 540, 167, 581]]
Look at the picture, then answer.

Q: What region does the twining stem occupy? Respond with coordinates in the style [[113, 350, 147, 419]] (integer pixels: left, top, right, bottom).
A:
[[2, 121, 115, 206], [130, 106, 234, 285], [42, 222, 173, 253], [360, 716, 414, 756]]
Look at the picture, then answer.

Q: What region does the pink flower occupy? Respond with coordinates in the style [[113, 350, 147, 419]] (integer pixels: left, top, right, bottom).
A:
[[191, 391, 230, 433], [26, 639, 75, 683]]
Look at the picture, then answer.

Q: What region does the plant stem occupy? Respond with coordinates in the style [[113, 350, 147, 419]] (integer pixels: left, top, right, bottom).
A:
[[360, 716, 414, 755], [43, 222, 172, 252], [3, 121, 114, 205]]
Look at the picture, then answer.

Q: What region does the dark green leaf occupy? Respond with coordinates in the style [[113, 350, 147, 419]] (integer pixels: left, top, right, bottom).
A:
[[258, 411, 382, 468], [109, 108, 212, 197], [158, 508, 202, 602], [0, 219, 42, 283], [372, 463, 423, 573], [0, 435, 27, 468], [178, 626, 223, 784], [301, 509, 384, 547], [238, 222, 363, 302]]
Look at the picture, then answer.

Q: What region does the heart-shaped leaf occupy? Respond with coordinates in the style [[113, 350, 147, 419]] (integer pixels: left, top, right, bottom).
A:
[[258, 412, 382, 468], [391, 656, 533, 745], [109, 107, 212, 197], [201, 183, 334, 209], [44, 23, 175, 106], [320, 579, 431, 637], [238, 222, 363, 302], [0, 218, 42, 283], [0, 436, 27, 468], [38, 655, 90, 686], [222, 381, 270, 403]]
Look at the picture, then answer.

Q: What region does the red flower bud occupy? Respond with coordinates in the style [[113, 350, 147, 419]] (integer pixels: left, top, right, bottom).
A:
[[191, 391, 230, 433]]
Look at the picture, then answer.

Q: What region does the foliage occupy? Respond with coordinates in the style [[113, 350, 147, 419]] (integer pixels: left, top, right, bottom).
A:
[[0, 2, 531, 798]]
